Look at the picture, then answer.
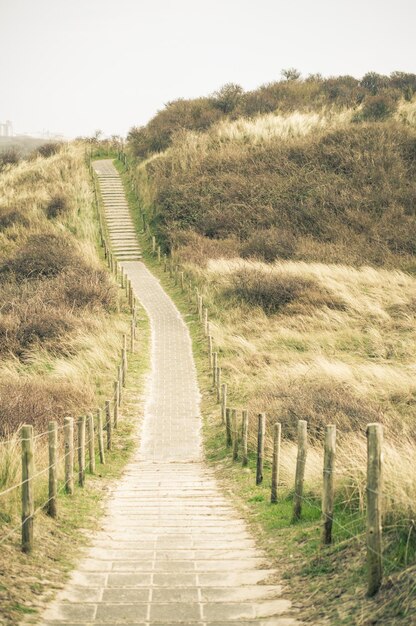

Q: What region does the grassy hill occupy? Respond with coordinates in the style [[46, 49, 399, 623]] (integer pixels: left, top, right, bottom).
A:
[[127, 73, 416, 623]]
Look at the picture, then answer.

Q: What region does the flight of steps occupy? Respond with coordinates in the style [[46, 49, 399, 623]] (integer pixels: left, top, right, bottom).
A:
[[92, 160, 142, 262]]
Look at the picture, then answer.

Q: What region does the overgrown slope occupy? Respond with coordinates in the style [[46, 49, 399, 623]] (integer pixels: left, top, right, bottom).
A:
[[0, 144, 120, 436], [127, 76, 416, 623]]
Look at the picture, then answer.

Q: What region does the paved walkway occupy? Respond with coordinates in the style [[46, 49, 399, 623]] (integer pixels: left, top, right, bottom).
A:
[[39, 160, 298, 625]]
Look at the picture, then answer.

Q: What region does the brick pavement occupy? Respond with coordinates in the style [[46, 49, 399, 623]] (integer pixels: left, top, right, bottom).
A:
[[38, 160, 298, 626]]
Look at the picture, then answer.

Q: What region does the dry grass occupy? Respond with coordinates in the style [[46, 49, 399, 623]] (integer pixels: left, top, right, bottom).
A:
[[136, 116, 416, 270], [0, 143, 122, 437], [183, 258, 416, 523]]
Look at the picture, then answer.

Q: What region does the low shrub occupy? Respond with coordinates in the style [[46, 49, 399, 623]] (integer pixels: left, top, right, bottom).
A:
[[0, 207, 30, 229], [251, 380, 382, 441], [16, 308, 75, 355], [59, 267, 117, 310], [0, 378, 94, 437], [359, 94, 398, 121], [0, 148, 20, 170], [46, 195, 69, 219], [170, 230, 240, 265], [35, 142, 61, 158], [0, 232, 80, 280], [226, 269, 345, 314], [241, 228, 296, 262]]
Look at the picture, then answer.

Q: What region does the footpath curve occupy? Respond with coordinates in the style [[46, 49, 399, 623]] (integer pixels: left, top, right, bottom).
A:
[[39, 160, 298, 626]]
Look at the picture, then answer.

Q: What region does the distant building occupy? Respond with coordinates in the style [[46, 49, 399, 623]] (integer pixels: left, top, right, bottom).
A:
[[0, 120, 13, 137]]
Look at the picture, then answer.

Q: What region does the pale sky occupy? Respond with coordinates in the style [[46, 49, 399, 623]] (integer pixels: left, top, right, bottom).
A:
[[1, 0, 415, 138]]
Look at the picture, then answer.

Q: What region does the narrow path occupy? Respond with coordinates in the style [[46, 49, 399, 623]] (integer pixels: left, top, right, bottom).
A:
[[39, 160, 298, 625]]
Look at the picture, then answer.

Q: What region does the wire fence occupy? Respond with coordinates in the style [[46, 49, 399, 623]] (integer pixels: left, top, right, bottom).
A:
[[122, 146, 411, 599], [0, 154, 138, 555]]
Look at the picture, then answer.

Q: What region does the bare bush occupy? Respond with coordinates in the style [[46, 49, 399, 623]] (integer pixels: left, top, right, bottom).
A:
[[46, 195, 69, 219], [226, 269, 345, 314], [0, 232, 80, 280], [0, 378, 94, 437], [241, 228, 296, 262]]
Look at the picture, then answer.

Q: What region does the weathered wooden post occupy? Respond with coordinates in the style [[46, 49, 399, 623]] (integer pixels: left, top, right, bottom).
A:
[[129, 318, 134, 350], [226, 408, 232, 448], [21, 425, 34, 553], [208, 335, 213, 367], [64, 417, 74, 495], [366, 423, 383, 597], [293, 420, 308, 520], [157, 246, 161, 263], [163, 254, 167, 272], [87, 414, 95, 474], [198, 296, 203, 322], [180, 271, 185, 291], [152, 235, 156, 254], [232, 409, 239, 461], [212, 352, 218, 386], [221, 383, 227, 424], [97, 409, 105, 464], [256, 413, 266, 485], [216, 367, 221, 403], [113, 381, 119, 428], [118, 365, 123, 405], [78, 416, 86, 487], [48, 421, 58, 518], [105, 401, 112, 451], [121, 347, 127, 387], [271, 422, 281, 504], [242, 410, 249, 467], [203, 308, 208, 335], [322, 424, 336, 544]]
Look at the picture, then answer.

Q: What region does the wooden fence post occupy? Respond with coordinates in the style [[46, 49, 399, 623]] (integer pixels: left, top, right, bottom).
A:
[[293, 420, 308, 520], [366, 423, 383, 597], [114, 381, 119, 427], [78, 416, 86, 487], [208, 336, 213, 368], [48, 421, 58, 518], [256, 413, 266, 485], [97, 409, 105, 464], [232, 409, 239, 461], [64, 417, 74, 495], [21, 425, 34, 553], [118, 365, 122, 406], [121, 348, 127, 387], [130, 319, 135, 352], [87, 414, 95, 475], [105, 401, 112, 451], [180, 271, 185, 291], [322, 424, 336, 544], [212, 352, 218, 386], [226, 408, 232, 448], [271, 422, 281, 504], [216, 367, 221, 403], [163, 254, 167, 272], [157, 246, 161, 263], [203, 308, 208, 335], [221, 383, 227, 424], [152, 235, 156, 254], [242, 410, 249, 467]]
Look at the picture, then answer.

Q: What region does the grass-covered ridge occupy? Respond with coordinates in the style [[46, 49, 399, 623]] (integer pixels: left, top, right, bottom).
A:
[[0, 144, 121, 436], [135, 111, 416, 270], [0, 146, 151, 625], [126, 72, 416, 622]]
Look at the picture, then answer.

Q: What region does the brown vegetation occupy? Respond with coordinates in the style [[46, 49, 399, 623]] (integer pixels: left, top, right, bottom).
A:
[[0, 144, 118, 436]]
